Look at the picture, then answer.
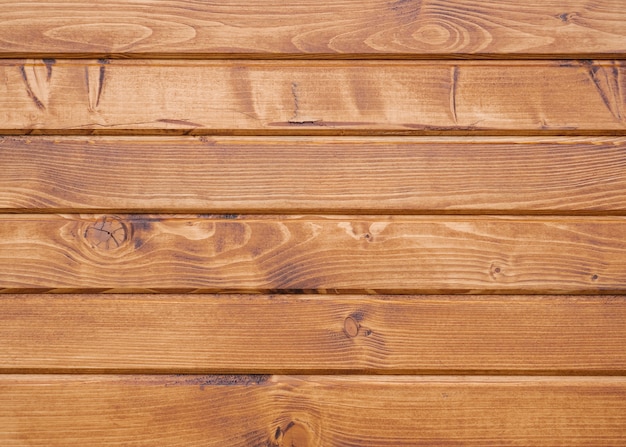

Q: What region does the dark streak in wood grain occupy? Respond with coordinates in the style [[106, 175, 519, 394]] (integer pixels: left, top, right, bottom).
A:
[[97, 63, 105, 107], [19, 65, 45, 110], [272, 120, 377, 127], [167, 375, 271, 388], [42, 58, 55, 81], [583, 60, 624, 122], [450, 65, 459, 123], [157, 119, 204, 127]]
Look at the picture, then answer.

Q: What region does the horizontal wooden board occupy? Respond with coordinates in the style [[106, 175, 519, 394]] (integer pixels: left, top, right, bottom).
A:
[[2, 294, 626, 374], [2, 60, 625, 135], [1, 375, 625, 446], [2, 215, 626, 293], [3, 136, 626, 213], [0, 1, 625, 58]]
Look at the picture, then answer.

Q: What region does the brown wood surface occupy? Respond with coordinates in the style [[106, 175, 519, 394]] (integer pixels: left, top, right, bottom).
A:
[[1, 1, 625, 58], [3, 136, 626, 213], [4, 3, 626, 443], [2, 60, 625, 135], [2, 375, 625, 446], [2, 294, 626, 374], [1, 214, 625, 293]]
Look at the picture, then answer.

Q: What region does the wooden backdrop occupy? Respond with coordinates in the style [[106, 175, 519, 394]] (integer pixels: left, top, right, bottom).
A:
[[1, 1, 626, 445]]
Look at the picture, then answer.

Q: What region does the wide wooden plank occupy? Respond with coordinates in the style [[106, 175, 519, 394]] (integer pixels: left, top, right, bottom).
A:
[[3, 136, 626, 213], [1, 1, 625, 58], [2, 215, 626, 293], [2, 60, 625, 135], [2, 294, 626, 374], [2, 375, 625, 446]]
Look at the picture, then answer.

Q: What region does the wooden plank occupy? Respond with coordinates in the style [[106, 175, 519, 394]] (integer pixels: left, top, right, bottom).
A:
[[2, 294, 626, 374], [3, 136, 626, 213], [2, 215, 626, 293], [1, 375, 625, 446], [0, 1, 625, 58], [2, 60, 625, 135]]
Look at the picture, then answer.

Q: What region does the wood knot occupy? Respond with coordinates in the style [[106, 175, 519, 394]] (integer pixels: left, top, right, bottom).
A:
[[275, 421, 313, 447], [489, 263, 503, 280], [84, 216, 128, 250], [344, 316, 360, 338], [558, 12, 575, 22]]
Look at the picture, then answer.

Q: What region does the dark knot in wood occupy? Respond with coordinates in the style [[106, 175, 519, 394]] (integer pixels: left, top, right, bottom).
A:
[[84, 216, 128, 250]]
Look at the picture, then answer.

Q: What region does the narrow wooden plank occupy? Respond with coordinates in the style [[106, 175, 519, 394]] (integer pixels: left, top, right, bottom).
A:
[[2, 294, 625, 374], [0, 1, 625, 58], [2, 60, 625, 135], [3, 136, 626, 213], [2, 215, 626, 293], [2, 375, 625, 446]]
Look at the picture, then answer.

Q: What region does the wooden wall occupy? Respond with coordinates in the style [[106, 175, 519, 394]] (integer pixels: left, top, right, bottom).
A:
[[1, 1, 625, 445]]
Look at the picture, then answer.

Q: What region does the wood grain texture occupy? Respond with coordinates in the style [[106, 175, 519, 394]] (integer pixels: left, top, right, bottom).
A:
[[2, 215, 626, 293], [2, 294, 626, 374], [0, 1, 625, 58], [2, 375, 626, 446], [4, 3, 626, 444], [2, 60, 626, 135], [3, 136, 626, 213]]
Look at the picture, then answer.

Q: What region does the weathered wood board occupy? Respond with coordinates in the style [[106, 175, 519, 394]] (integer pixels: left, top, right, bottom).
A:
[[1, 215, 626, 293], [2, 136, 626, 213], [1, 375, 625, 446], [1, 294, 625, 374], [1, 0, 625, 58], [1, 60, 625, 134]]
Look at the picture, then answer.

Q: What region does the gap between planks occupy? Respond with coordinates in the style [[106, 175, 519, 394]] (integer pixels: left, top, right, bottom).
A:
[[5, 53, 626, 61]]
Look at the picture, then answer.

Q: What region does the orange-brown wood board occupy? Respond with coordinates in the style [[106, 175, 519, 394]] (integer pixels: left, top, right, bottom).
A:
[[1, 1, 625, 445]]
